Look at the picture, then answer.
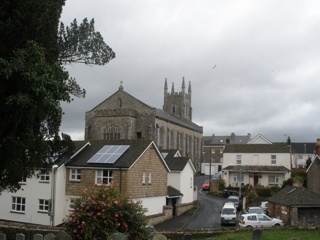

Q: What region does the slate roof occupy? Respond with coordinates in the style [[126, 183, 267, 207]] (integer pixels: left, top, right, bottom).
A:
[[203, 134, 250, 146], [290, 142, 315, 154], [155, 109, 203, 133], [167, 185, 183, 197], [222, 165, 290, 173], [66, 139, 168, 170], [268, 185, 320, 207], [223, 144, 291, 153], [164, 157, 190, 171]]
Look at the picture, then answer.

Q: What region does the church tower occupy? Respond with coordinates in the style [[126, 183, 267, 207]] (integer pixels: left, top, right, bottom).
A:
[[163, 77, 192, 121]]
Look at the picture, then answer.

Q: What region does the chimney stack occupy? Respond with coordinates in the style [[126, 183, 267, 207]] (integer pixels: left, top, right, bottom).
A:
[[314, 139, 320, 156]]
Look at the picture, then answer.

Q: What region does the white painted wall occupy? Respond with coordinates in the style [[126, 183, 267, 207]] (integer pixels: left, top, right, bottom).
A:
[[0, 172, 52, 225], [134, 196, 166, 216], [54, 165, 67, 226], [201, 163, 221, 175], [179, 163, 196, 203]]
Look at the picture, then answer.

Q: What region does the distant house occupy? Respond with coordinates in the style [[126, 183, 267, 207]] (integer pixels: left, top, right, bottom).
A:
[[267, 185, 320, 226], [221, 134, 291, 187], [202, 133, 251, 175], [161, 149, 197, 216], [290, 141, 315, 168]]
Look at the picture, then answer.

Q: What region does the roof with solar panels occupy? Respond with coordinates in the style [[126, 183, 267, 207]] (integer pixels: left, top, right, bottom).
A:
[[66, 139, 170, 170]]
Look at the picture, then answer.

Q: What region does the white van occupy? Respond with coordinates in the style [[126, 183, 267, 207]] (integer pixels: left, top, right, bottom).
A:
[[220, 203, 237, 226]]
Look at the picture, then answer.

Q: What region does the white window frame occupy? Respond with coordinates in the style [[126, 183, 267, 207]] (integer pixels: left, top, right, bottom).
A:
[[96, 170, 113, 185], [69, 197, 78, 211], [271, 155, 276, 164], [142, 172, 146, 184], [148, 172, 152, 184], [233, 174, 244, 184], [11, 197, 26, 213], [268, 175, 279, 186], [38, 199, 50, 213], [70, 169, 81, 181], [40, 171, 50, 182], [236, 155, 241, 164]]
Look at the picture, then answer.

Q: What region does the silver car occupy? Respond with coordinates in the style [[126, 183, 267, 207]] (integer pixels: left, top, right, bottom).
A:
[[239, 213, 284, 228]]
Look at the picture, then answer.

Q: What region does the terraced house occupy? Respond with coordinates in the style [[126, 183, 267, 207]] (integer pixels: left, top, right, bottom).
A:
[[221, 134, 291, 188]]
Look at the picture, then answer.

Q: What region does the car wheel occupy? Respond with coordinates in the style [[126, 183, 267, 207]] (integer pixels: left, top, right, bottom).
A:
[[246, 225, 253, 229], [274, 223, 280, 227]]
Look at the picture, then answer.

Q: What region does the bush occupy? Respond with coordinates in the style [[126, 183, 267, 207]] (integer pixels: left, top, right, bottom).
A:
[[63, 184, 149, 240]]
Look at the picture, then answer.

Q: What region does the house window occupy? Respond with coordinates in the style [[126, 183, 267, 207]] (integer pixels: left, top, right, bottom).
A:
[[236, 155, 241, 164], [268, 175, 279, 186], [69, 198, 77, 211], [96, 170, 113, 185], [233, 174, 244, 184], [38, 199, 50, 212], [271, 155, 276, 164], [40, 171, 50, 182], [12, 197, 26, 213], [70, 169, 81, 181]]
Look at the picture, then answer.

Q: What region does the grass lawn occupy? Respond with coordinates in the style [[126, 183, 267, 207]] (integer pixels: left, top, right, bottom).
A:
[[199, 228, 319, 240]]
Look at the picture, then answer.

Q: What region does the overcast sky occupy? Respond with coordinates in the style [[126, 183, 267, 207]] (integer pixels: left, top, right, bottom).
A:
[[59, 0, 320, 143]]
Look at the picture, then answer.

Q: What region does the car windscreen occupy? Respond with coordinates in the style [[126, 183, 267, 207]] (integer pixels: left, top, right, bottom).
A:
[[222, 208, 235, 215]]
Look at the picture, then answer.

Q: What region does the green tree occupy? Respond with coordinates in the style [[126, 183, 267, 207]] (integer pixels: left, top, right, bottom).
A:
[[64, 184, 149, 240], [0, 0, 115, 192]]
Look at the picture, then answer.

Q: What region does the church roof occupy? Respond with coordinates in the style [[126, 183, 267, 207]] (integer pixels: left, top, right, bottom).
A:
[[155, 109, 203, 133]]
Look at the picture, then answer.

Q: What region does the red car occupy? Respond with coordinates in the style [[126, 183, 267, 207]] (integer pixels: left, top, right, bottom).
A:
[[202, 179, 210, 191]]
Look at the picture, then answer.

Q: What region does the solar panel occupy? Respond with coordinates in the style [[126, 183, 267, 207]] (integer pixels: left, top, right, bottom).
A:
[[87, 145, 130, 164]]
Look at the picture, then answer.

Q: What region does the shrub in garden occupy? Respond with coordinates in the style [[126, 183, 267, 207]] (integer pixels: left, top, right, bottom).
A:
[[63, 184, 149, 240]]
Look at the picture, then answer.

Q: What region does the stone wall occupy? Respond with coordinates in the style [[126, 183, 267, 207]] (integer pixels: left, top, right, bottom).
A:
[[147, 205, 173, 226], [175, 201, 197, 216]]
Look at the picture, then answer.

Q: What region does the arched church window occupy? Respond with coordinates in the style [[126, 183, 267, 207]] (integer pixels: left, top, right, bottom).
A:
[[118, 98, 122, 108]]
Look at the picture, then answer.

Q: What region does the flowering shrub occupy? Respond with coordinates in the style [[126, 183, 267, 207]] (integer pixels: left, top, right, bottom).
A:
[[63, 184, 149, 240]]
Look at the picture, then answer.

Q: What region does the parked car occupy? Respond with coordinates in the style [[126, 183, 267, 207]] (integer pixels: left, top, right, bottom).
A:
[[245, 207, 266, 215], [220, 203, 237, 226], [222, 189, 238, 198], [239, 213, 284, 228], [227, 195, 241, 211], [202, 179, 210, 191]]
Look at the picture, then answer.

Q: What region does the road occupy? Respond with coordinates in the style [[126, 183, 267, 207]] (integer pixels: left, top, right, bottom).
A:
[[185, 175, 227, 229]]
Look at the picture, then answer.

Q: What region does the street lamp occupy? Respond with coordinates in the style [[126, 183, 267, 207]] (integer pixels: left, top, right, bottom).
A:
[[50, 165, 58, 227], [239, 170, 242, 199]]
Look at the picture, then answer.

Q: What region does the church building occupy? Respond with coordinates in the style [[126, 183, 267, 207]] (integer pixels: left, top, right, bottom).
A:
[[84, 78, 203, 168]]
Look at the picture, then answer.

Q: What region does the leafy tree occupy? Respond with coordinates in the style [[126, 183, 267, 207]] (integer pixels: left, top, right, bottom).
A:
[[0, 0, 115, 192], [64, 184, 149, 240]]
